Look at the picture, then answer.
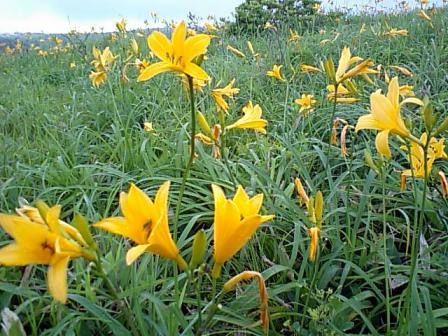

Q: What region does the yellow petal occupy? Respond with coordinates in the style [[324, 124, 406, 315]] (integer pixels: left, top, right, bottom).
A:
[[232, 186, 249, 212], [0, 243, 52, 265], [172, 21, 186, 47], [183, 62, 209, 80], [46, 205, 62, 235], [126, 244, 150, 265], [137, 62, 173, 81], [48, 255, 70, 304], [146, 217, 179, 259], [147, 31, 171, 62], [93, 217, 144, 244], [376, 130, 392, 158], [184, 34, 211, 62], [387, 77, 400, 110], [400, 97, 424, 106], [355, 114, 382, 132]]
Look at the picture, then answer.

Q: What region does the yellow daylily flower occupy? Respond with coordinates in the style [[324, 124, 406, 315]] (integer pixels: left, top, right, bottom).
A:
[[204, 22, 217, 33], [300, 64, 321, 73], [264, 22, 277, 31], [384, 28, 408, 37], [89, 71, 107, 88], [143, 122, 154, 132], [355, 77, 424, 158], [135, 58, 150, 72], [267, 64, 284, 81], [94, 182, 187, 270], [226, 101, 268, 134], [294, 177, 309, 206], [181, 74, 208, 92], [211, 184, 274, 278], [0, 205, 92, 304], [116, 18, 126, 33], [418, 10, 432, 21], [138, 21, 211, 82], [399, 85, 415, 97], [326, 82, 359, 103], [294, 94, 316, 114], [211, 79, 240, 113], [335, 47, 376, 83], [289, 29, 300, 42]]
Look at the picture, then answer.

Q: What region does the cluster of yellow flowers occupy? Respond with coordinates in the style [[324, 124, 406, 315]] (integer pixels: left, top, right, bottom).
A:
[[89, 46, 117, 87]]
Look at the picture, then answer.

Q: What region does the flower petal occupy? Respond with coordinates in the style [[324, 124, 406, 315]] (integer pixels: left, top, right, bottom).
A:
[[375, 129, 392, 158], [147, 31, 171, 62], [48, 255, 70, 304], [355, 114, 382, 132], [0, 243, 52, 265], [184, 34, 211, 62], [137, 62, 173, 82], [126, 244, 150, 265], [183, 62, 209, 80]]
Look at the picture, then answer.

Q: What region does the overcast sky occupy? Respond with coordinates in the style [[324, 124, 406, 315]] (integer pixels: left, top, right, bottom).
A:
[[0, 0, 443, 34]]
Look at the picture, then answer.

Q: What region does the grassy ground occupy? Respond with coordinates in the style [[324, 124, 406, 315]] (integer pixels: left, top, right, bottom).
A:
[[0, 6, 448, 335]]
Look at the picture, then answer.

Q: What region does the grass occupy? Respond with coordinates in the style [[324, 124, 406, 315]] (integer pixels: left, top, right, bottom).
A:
[[1, 6, 448, 335]]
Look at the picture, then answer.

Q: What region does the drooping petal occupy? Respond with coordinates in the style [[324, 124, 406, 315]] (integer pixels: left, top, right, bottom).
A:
[[375, 130, 392, 158], [93, 217, 144, 244], [47, 255, 70, 304], [400, 97, 424, 106], [126, 244, 150, 265], [137, 62, 173, 82]]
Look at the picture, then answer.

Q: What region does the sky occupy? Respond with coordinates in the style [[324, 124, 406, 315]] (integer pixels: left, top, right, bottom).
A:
[[0, 0, 443, 34]]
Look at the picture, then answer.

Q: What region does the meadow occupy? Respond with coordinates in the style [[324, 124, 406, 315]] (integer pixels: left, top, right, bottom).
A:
[[0, 4, 447, 335]]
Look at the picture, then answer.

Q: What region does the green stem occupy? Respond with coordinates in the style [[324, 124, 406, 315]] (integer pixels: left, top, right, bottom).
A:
[[94, 257, 140, 336], [194, 271, 204, 336], [381, 168, 391, 335], [220, 131, 237, 188], [326, 82, 339, 163], [401, 139, 430, 334], [300, 252, 319, 327], [173, 75, 196, 240]]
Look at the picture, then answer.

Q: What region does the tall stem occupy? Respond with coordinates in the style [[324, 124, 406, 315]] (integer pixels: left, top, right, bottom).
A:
[[173, 75, 196, 240], [326, 83, 339, 163], [381, 168, 391, 335]]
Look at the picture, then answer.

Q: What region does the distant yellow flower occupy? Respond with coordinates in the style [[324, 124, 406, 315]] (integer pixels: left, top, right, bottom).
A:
[[312, 3, 321, 12], [130, 38, 139, 55], [143, 122, 154, 132], [300, 64, 321, 73], [38, 50, 48, 57], [94, 182, 187, 270], [0, 205, 93, 303], [294, 177, 309, 206], [418, 10, 432, 21], [399, 85, 415, 97], [135, 58, 150, 71], [294, 94, 316, 114], [326, 82, 359, 103], [116, 18, 126, 33], [138, 21, 211, 82], [264, 22, 277, 31], [388, 65, 413, 77], [267, 64, 284, 80], [181, 75, 208, 92], [211, 184, 274, 278], [384, 29, 408, 37], [204, 22, 217, 33], [226, 45, 246, 58], [289, 29, 300, 42], [226, 101, 268, 134], [355, 77, 424, 157], [211, 79, 240, 113], [320, 39, 331, 45], [335, 47, 376, 83], [69, 62, 76, 69], [91, 46, 116, 72], [359, 23, 366, 33]]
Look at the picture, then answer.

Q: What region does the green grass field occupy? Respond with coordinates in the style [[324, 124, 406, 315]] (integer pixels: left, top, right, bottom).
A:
[[0, 5, 448, 335]]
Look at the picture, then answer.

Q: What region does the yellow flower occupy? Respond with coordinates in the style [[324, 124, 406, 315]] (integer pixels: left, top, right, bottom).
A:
[[89, 71, 107, 87], [335, 47, 376, 83], [289, 29, 300, 42], [226, 101, 268, 134], [267, 64, 284, 80], [355, 77, 424, 157], [399, 85, 415, 97], [138, 21, 211, 82], [384, 29, 408, 37], [211, 79, 240, 113], [300, 64, 321, 73], [93, 182, 187, 270], [211, 185, 274, 278], [0, 205, 92, 303], [312, 3, 321, 12], [326, 82, 359, 103], [116, 18, 126, 33], [389, 65, 413, 77], [91, 46, 116, 72], [226, 45, 246, 58], [143, 122, 154, 132], [294, 94, 316, 114], [264, 22, 277, 31], [294, 177, 309, 206], [135, 58, 150, 71], [181, 75, 208, 92], [418, 10, 432, 22], [69, 62, 76, 69], [204, 22, 217, 33]]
